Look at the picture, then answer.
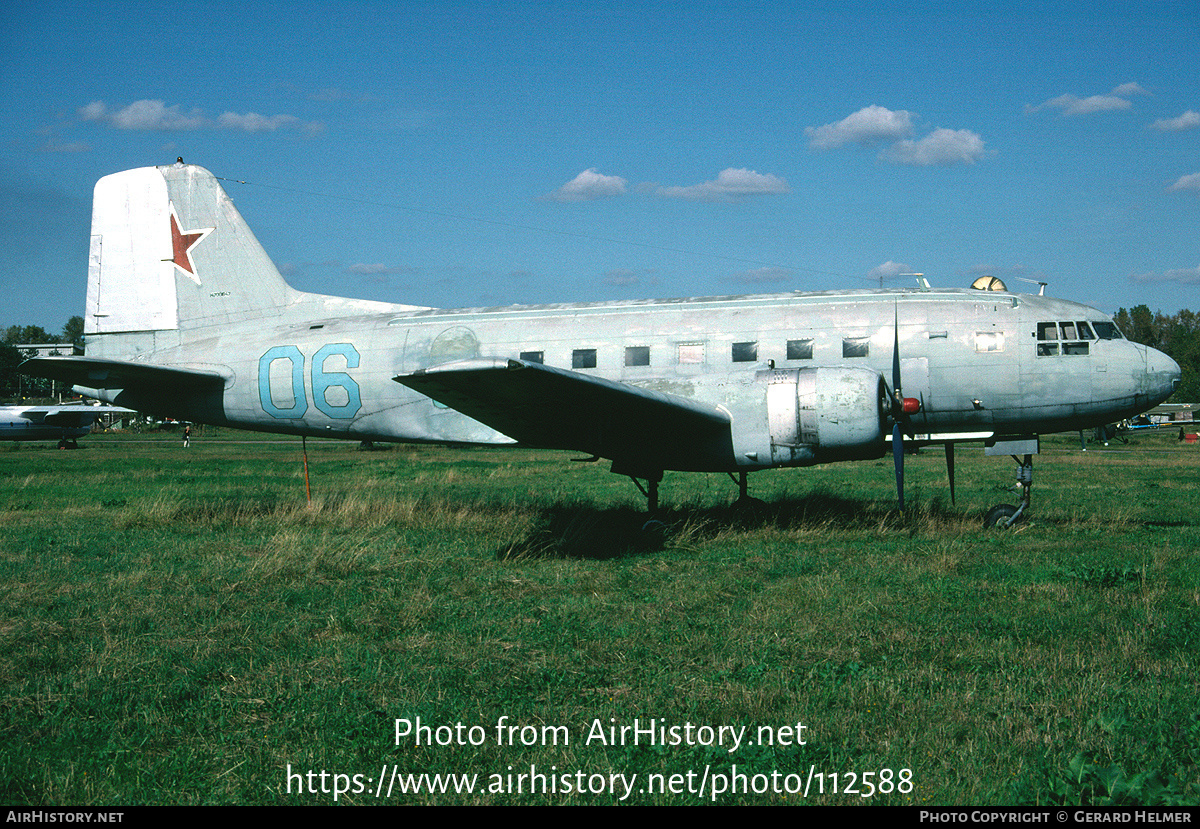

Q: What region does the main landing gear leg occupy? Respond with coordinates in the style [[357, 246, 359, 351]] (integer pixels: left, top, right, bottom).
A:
[[729, 470, 765, 507], [984, 454, 1033, 529], [629, 471, 663, 513]]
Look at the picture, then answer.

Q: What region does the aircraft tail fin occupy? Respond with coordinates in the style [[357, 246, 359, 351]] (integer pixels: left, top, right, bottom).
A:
[[85, 163, 296, 337]]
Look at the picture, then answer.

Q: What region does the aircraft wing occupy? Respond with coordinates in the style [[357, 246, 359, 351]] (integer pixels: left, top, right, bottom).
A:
[[6, 404, 128, 428], [395, 358, 732, 466], [20, 356, 228, 391], [41, 406, 133, 427]]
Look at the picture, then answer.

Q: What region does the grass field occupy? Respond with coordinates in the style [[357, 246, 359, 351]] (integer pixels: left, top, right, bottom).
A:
[[1, 428, 1197, 806]]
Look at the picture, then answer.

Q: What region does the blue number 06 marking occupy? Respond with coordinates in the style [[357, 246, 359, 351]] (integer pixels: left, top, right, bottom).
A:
[[312, 343, 362, 418], [258, 344, 362, 420], [258, 345, 307, 418]]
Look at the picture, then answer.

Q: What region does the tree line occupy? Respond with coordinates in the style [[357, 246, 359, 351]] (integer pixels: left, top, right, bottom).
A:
[[1, 310, 1196, 404], [1, 317, 84, 399], [1114, 306, 1198, 403]]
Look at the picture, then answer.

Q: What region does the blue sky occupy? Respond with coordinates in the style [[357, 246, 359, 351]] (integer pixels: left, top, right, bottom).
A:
[[2, 0, 1197, 333]]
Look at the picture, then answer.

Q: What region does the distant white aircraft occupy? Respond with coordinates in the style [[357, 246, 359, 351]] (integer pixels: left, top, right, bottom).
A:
[[21, 163, 1181, 523], [0, 403, 133, 448]]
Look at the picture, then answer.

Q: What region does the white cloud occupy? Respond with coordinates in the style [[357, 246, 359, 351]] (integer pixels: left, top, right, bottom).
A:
[[1133, 265, 1200, 285], [1052, 94, 1131, 115], [656, 168, 790, 201], [79, 99, 321, 134], [38, 141, 90, 153], [544, 168, 628, 202], [883, 128, 987, 166], [1112, 82, 1150, 97], [347, 263, 416, 276], [80, 99, 206, 130], [603, 268, 658, 287], [807, 106, 985, 167], [806, 105, 914, 150], [1151, 111, 1200, 132], [78, 101, 107, 122], [217, 112, 298, 132], [1168, 172, 1200, 193], [1162, 265, 1200, 284], [868, 261, 910, 282], [1029, 83, 1146, 116]]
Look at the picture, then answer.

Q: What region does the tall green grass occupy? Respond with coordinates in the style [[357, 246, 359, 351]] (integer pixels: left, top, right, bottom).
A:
[[1, 431, 1196, 804]]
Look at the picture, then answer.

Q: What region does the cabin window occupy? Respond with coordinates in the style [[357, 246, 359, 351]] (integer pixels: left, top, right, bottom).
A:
[[1063, 341, 1089, 356], [572, 349, 597, 369], [678, 343, 705, 365], [787, 339, 814, 360], [975, 332, 1004, 352], [1059, 321, 1077, 341], [624, 346, 650, 367], [520, 350, 544, 364], [732, 341, 757, 363], [842, 337, 870, 358]]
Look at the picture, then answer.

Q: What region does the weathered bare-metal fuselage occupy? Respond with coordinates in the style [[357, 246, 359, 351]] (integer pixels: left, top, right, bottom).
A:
[[24, 164, 1181, 479], [80, 287, 1179, 474]]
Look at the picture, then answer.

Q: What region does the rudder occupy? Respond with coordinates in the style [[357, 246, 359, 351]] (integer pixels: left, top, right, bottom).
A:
[[85, 163, 295, 337]]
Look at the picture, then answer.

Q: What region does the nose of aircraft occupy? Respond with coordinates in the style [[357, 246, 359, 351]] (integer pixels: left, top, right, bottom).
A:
[[1144, 345, 1182, 406]]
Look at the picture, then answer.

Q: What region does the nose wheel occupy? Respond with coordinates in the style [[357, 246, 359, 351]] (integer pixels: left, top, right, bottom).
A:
[[984, 454, 1032, 528]]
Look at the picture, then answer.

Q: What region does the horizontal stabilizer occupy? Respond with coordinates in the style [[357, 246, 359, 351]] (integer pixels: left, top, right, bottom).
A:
[[20, 356, 228, 391], [395, 358, 731, 465]]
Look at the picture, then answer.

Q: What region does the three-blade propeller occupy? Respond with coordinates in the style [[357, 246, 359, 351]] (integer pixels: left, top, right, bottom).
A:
[[889, 303, 954, 510], [892, 306, 907, 510]]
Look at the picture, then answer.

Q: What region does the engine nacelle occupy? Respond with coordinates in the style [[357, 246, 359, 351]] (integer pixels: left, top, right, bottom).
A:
[[742, 367, 889, 467]]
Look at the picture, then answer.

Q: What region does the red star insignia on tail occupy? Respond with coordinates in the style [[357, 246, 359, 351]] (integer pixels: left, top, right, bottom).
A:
[[168, 205, 214, 284]]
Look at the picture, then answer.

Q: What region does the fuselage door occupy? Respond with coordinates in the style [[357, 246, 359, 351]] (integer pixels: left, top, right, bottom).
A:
[[766, 369, 800, 464]]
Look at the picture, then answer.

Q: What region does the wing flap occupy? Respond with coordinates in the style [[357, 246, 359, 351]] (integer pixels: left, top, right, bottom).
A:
[[395, 358, 731, 468]]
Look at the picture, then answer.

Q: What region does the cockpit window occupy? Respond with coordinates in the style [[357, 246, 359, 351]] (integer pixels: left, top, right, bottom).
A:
[[1037, 322, 1058, 355], [1038, 319, 1092, 356], [1092, 321, 1122, 340]]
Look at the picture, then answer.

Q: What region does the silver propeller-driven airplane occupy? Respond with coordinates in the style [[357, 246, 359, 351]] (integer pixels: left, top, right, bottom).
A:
[[21, 163, 1181, 524], [0, 402, 133, 448]]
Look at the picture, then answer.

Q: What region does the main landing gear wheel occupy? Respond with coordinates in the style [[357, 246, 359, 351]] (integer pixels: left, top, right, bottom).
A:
[[983, 503, 1021, 529], [984, 453, 1032, 532], [983, 453, 1034, 528]]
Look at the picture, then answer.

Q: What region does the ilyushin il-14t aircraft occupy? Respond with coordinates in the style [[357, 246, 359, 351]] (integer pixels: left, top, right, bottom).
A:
[[22, 163, 1181, 526]]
